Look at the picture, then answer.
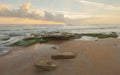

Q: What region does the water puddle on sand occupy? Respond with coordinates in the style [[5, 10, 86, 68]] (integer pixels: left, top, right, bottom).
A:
[[0, 43, 59, 59]]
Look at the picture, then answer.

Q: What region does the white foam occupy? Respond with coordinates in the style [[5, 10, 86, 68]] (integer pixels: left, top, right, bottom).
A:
[[76, 36, 98, 41], [0, 47, 10, 55], [0, 36, 24, 55]]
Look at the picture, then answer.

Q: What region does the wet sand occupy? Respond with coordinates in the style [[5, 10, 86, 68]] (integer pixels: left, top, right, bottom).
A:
[[0, 38, 120, 75]]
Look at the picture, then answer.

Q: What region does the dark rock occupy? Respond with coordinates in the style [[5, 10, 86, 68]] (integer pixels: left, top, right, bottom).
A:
[[51, 47, 57, 49], [51, 46, 58, 49], [51, 52, 76, 59], [34, 59, 57, 71], [41, 32, 80, 40]]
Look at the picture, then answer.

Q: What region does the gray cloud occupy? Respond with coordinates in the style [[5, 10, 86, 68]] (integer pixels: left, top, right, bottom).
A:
[[0, 2, 67, 22], [44, 11, 66, 22]]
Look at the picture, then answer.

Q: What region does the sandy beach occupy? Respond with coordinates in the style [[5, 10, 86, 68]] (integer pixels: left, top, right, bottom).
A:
[[0, 38, 120, 75], [0, 0, 120, 75]]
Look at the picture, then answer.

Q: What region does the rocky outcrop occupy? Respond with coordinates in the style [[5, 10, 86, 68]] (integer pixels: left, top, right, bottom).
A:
[[10, 32, 81, 46], [51, 52, 76, 59], [41, 32, 80, 40]]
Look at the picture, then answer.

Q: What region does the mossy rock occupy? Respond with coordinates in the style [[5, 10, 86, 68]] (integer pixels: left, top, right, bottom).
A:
[[10, 38, 48, 47], [34, 59, 57, 71], [81, 32, 118, 39]]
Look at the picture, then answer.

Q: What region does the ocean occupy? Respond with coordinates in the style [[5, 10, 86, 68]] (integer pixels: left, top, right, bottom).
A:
[[0, 24, 120, 35]]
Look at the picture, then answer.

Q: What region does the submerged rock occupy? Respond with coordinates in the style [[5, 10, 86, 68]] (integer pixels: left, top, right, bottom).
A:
[[34, 59, 57, 71], [51, 52, 76, 59]]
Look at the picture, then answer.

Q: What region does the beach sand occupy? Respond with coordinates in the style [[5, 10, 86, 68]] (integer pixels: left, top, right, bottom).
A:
[[0, 38, 120, 75]]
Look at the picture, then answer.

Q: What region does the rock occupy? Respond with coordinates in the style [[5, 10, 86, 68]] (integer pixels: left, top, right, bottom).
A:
[[0, 35, 10, 41], [34, 59, 57, 71], [51, 46, 57, 49], [1, 37, 10, 41], [51, 52, 76, 59], [41, 32, 80, 40], [51, 46, 59, 49]]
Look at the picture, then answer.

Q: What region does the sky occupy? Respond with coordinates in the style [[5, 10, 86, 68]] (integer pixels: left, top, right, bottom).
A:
[[0, 0, 120, 24]]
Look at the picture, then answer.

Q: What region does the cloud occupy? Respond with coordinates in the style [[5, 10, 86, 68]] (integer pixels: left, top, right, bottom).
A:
[[0, 5, 8, 10], [44, 11, 66, 22], [0, 2, 68, 22], [20, 2, 31, 10], [80, 0, 120, 10]]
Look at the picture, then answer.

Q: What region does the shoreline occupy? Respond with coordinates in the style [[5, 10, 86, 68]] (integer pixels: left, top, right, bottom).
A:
[[0, 32, 118, 55], [0, 38, 120, 75]]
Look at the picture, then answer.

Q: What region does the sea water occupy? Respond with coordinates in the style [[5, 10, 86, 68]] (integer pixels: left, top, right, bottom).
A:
[[0, 24, 120, 35]]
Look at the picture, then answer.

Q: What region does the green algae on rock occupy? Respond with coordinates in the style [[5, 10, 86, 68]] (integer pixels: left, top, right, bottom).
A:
[[10, 38, 47, 46], [9, 32, 118, 47], [81, 32, 118, 39]]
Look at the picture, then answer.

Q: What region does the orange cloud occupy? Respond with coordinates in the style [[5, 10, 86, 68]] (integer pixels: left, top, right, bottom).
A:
[[0, 17, 64, 24], [20, 2, 31, 10]]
